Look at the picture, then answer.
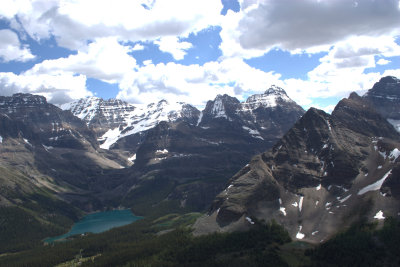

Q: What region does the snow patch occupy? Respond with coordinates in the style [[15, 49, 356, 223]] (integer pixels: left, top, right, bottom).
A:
[[23, 138, 31, 146], [246, 217, 255, 225], [242, 126, 264, 140], [358, 170, 392, 195], [374, 210, 385, 220], [299, 196, 304, 212], [42, 145, 53, 151], [196, 111, 203, 126], [296, 226, 305, 239], [312, 231, 319, 236], [325, 119, 332, 131], [279, 207, 286, 216], [389, 148, 400, 162], [128, 154, 136, 163], [211, 97, 228, 119], [156, 149, 168, 154], [338, 194, 352, 203], [316, 184, 321, 190], [377, 165, 382, 169], [100, 127, 122, 149], [388, 119, 400, 132], [278, 198, 282, 205], [292, 202, 298, 207], [0, 135, 2, 143]]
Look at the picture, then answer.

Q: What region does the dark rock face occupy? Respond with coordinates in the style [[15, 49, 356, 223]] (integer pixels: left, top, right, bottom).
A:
[[0, 93, 97, 150], [64, 97, 201, 151], [1, 88, 304, 215], [194, 91, 400, 243], [363, 76, 400, 120], [0, 94, 128, 210], [94, 87, 305, 213], [66, 97, 136, 136], [199, 87, 305, 142]]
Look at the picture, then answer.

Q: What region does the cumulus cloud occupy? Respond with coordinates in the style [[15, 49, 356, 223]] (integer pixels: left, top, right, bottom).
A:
[[132, 43, 145, 51], [0, 71, 91, 104], [0, 29, 35, 62], [377, 58, 391, 65], [0, 0, 398, 110], [237, 0, 400, 52], [155, 36, 193, 60], [28, 37, 137, 83], [2, 0, 223, 50], [117, 58, 281, 106]]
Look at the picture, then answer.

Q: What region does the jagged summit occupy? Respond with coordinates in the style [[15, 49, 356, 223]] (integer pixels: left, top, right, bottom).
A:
[[265, 85, 288, 95], [194, 90, 400, 242], [244, 86, 291, 110], [1, 93, 48, 107], [363, 75, 400, 127]]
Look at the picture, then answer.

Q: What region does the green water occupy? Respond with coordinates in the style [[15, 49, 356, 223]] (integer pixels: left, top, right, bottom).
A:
[[44, 209, 141, 243]]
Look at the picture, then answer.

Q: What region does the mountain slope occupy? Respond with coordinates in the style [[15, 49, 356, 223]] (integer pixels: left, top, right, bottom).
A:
[[194, 92, 400, 243], [363, 76, 400, 132], [62, 97, 200, 152], [91, 87, 305, 215]]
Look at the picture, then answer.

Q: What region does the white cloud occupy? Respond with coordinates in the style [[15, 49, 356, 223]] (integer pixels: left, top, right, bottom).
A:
[[3, 0, 223, 50], [0, 71, 91, 104], [0, 0, 398, 111], [155, 36, 193, 60], [219, 0, 400, 58], [377, 58, 391, 65], [142, 60, 153, 66], [0, 29, 35, 62], [132, 43, 145, 51], [117, 58, 281, 106], [27, 37, 137, 83], [237, 0, 400, 52]]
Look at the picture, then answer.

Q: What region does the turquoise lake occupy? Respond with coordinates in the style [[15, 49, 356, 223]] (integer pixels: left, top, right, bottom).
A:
[[44, 209, 141, 243]]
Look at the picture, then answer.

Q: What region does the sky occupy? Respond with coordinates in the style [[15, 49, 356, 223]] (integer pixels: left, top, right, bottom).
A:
[[0, 0, 399, 113]]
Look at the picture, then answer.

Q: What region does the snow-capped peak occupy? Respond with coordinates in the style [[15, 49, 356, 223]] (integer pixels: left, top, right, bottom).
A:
[[99, 99, 198, 149], [61, 96, 136, 125], [211, 96, 228, 119], [265, 85, 288, 96], [243, 86, 290, 110], [60, 96, 102, 121]]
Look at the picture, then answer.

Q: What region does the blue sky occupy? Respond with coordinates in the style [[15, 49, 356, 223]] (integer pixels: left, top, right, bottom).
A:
[[0, 0, 399, 112]]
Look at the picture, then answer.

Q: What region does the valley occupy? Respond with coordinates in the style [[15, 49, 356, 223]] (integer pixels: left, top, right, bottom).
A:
[[0, 76, 399, 266]]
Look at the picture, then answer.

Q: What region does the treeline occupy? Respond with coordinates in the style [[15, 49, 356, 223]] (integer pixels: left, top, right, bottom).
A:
[[0, 218, 292, 267], [306, 217, 400, 266], [1, 213, 400, 266], [0, 192, 81, 253]]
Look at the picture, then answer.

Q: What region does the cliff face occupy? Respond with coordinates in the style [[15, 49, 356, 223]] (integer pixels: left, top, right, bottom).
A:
[[194, 91, 400, 243]]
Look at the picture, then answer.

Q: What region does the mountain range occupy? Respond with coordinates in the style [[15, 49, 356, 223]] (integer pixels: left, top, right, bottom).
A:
[[0, 76, 399, 255], [194, 76, 400, 242]]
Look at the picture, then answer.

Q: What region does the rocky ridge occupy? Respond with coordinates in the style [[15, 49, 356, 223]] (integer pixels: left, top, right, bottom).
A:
[[194, 86, 400, 243], [363, 76, 400, 132], [88, 87, 305, 213]]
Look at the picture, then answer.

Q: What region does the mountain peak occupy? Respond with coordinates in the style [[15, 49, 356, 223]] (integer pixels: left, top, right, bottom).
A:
[[363, 75, 400, 121], [265, 85, 287, 96], [6, 93, 48, 105], [244, 86, 292, 109], [378, 76, 399, 85], [348, 91, 361, 100]]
